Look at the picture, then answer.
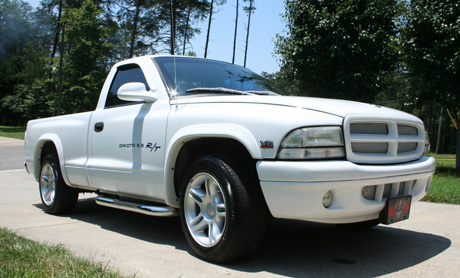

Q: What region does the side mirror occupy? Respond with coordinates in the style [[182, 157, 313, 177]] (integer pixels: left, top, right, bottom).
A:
[[117, 82, 158, 103]]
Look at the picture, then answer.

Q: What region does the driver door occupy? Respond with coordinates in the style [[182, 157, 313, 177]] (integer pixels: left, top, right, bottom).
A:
[[86, 63, 169, 200]]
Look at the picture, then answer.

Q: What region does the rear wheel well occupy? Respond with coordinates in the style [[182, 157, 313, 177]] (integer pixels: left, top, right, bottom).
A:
[[173, 138, 257, 198], [40, 141, 58, 164]]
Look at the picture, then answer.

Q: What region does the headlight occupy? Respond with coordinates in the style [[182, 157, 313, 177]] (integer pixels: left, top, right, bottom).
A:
[[278, 126, 345, 160]]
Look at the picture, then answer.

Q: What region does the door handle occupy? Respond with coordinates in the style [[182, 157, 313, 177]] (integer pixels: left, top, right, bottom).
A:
[[94, 122, 104, 132]]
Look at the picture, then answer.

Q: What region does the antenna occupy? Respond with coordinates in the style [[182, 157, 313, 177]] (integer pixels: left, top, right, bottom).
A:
[[173, 55, 177, 95], [173, 56, 178, 106], [173, 56, 177, 87], [170, 0, 178, 106]]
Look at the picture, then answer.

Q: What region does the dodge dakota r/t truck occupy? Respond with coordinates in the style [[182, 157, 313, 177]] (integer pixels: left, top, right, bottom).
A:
[[25, 55, 436, 262]]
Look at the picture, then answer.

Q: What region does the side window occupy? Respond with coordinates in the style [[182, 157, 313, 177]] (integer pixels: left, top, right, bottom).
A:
[[105, 64, 149, 108]]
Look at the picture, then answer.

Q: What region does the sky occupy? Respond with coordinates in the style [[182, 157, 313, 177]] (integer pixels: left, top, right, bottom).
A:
[[25, 0, 286, 74]]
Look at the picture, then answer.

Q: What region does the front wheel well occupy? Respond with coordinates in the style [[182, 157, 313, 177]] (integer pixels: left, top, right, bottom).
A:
[[173, 138, 257, 198]]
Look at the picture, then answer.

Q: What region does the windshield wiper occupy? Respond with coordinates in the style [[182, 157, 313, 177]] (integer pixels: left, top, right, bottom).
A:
[[185, 87, 254, 95], [246, 90, 280, 96]]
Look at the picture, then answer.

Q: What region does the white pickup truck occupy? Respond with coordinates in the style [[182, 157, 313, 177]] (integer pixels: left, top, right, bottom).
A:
[[25, 55, 436, 262]]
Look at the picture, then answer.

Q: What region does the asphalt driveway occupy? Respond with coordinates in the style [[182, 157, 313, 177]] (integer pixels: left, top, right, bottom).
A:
[[1, 136, 458, 277]]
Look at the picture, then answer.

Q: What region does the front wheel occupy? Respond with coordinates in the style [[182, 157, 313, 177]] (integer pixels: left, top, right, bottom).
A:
[[39, 154, 78, 214], [180, 155, 267, 263]]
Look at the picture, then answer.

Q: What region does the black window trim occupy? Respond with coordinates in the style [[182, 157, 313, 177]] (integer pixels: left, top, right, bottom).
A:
[[104, 63, 149, 109]]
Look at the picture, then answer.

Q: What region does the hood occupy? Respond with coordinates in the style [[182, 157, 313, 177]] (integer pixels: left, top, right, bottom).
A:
[[174, 95, 418, 120]]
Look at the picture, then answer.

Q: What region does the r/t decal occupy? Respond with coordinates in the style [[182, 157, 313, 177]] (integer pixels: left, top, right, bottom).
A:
[[146, 142, 161, 152]]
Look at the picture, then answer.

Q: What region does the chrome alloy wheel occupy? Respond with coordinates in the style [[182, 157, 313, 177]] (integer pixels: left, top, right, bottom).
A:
[[40, 163, 56, 207], [184, 172, 227, 248]]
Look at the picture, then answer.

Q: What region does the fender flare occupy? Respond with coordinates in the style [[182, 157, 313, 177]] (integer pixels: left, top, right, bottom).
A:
[[34, 134, 71, 186], [164, 124, 262, 207]]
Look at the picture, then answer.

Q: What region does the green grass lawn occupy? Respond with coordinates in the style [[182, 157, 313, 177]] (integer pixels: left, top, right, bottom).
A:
[[0, 228, 130, 277], [423, 154, 460, 205], [0, 126, 26, 140]]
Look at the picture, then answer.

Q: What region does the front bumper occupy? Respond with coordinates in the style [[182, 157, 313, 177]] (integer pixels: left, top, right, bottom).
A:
[[256, 156, 436, 224]]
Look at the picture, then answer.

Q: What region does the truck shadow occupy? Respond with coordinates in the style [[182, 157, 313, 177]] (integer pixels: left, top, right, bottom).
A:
[[37, 197, 451, 277], [230, 219, 451, 277]]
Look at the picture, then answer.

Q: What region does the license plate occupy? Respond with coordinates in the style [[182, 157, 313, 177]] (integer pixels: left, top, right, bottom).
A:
[[380, 195, 412, 225]]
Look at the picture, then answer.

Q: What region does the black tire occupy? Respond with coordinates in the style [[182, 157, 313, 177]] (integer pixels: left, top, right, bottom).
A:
[[180, 155, 267, 263], [337, 219, 380, 230], [39, 153, 78, 214]]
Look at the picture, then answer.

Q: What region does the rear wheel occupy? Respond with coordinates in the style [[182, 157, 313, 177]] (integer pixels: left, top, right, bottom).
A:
[[39, 154, 78, 214], [180, 155, 267, 263]]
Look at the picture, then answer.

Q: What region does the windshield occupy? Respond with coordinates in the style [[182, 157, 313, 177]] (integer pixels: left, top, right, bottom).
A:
[[153, 56, 285, 97]]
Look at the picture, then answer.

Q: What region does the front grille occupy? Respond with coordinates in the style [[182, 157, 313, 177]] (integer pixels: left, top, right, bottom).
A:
[[362, 180, 416, 202], [344, 115, 426, 164]]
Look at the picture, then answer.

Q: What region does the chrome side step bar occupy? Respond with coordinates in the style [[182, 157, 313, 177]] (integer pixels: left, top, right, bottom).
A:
[[95, 196, 178, 217]]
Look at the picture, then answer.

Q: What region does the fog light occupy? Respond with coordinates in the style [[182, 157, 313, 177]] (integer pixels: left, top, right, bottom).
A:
[[322, 190, 333, 208]]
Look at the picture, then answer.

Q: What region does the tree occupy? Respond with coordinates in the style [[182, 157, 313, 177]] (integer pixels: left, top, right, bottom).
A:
[[203, 0, 225, 58], [261, 68, 300, 96], [0, 0, 35, 64], [203, 0, 213, 58], [242, 0, 254, 67], [169, 0, 176, 54], [0, 0, 53, 124], [33, 0, 60, 56], [116, 0, 161, 57], [152, 0, 209, 55], [179, 0, 209, 55], [61, 0, 113, 113], [232, 0, 238, 64], [128, 0, 144, 57], [182, 1, 191, 55], [404, 0, 460, 171], [275, 0, 401, 103], [0, 0, 212, 123], [44, 0, 64, 59], [1, 45, 54, 122], [115, 0, 208, 57]]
